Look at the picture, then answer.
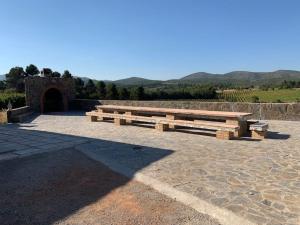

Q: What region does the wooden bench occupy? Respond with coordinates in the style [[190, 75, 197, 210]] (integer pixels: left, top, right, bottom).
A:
[[249, 122, 269, 139], [86, 105, 252, 140]]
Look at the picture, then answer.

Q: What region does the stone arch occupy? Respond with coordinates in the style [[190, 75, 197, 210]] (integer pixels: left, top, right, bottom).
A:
[[40, 86, 68, 113], [24, 77, 75, 113]]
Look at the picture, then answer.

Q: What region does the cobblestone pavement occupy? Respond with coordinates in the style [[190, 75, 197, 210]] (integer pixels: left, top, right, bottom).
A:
[[0, 112, 299, 225], [0, 149, 220, 225]]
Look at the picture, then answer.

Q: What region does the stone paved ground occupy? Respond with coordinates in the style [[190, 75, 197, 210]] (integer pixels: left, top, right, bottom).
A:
[[0, 112, 299, 225], [0, 149, 219, 225]]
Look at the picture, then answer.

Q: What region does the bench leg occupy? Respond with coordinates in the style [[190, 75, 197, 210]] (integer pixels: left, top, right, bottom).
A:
[[114, 118, 126, 126], [166, 114, 176, 129], [226, 119, 247, 137], [97, 109, 104, 121], [216, 130, 234, 140], [88, 115, 98, 122], [251, 130, 267, 139], [155, 123, 169, 132], [125, 111, 133, 124]]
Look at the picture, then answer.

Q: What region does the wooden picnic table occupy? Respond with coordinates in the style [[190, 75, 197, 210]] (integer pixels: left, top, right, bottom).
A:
[[93, 105, 252, 138], [97, 105, 251, 120]]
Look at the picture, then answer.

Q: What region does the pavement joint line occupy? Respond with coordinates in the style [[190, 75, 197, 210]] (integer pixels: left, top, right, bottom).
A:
[[0, 140, 91, 161], [77, 145, 257, 225]]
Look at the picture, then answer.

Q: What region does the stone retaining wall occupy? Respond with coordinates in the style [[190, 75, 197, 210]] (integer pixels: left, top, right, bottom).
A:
[[72, 99, 300, 121], [9, 106, 31, 118]]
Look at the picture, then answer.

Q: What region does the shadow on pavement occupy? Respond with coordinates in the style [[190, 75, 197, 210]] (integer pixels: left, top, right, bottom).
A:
[[266, 131, 290, 140], [0, 122, 173, 225]]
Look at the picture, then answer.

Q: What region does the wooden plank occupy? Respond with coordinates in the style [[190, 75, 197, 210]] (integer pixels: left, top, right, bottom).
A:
[[86, 111, 238, 132], [96, 105, 252, 119]]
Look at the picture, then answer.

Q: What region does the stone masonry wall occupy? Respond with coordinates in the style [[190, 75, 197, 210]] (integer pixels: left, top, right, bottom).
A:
[[73, 99, 300, 121], [25, 77, 75, 112]]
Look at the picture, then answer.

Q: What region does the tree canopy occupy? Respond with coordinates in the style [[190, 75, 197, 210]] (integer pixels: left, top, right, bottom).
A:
[[106, 83, 118, 99], [25, 64, 39, 76], [52, 71, 61, 78], [96, 81, 106, 99], [41, 68, 53, 77], [62, 70, 72, 78], [6, 67, 26, 92]]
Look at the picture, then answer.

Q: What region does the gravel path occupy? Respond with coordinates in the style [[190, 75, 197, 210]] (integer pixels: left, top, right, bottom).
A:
[[0, 149, 220, 225]]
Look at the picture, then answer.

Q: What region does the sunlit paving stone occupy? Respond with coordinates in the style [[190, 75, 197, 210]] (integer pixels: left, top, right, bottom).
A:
[[0, 112, 300, 225]]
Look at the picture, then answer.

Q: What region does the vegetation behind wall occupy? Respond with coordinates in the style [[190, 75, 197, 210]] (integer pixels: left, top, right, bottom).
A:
[[0, 92, 26, 109]]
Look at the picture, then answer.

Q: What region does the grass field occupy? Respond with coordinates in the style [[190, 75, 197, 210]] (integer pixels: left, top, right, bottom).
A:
[[219, 89, 300, 103]]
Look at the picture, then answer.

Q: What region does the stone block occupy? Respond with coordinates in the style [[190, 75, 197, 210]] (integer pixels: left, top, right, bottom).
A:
[[166, 114, 176, 129], [114, 118, 126, 126], [155, 123, 169, 132], [216, 130, 234, 140], [226, 119, 246, 137], [251, 130, 267, 139], [125, 111, 133, 124], [88, 115, 98, 122]]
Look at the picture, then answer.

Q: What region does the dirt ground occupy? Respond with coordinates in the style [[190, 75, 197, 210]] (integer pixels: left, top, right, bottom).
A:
[[0, 149, 220, 225]]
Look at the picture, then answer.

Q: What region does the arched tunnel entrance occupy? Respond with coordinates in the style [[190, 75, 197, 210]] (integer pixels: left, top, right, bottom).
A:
[[42, 88, 65, 113]]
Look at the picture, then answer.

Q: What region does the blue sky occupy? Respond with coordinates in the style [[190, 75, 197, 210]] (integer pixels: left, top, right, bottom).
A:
[[0, 0, 299, 80]]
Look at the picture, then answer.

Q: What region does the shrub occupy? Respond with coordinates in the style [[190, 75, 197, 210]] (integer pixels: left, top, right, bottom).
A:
[[0, 92, 26, 109], [251, 96, 260, 103]]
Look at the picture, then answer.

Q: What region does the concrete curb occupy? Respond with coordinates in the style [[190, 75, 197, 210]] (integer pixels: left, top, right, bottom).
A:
[[78, 145, 257, 225]]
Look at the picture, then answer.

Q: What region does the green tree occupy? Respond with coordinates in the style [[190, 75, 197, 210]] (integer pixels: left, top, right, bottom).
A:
[[85, 79, 96, 98], [0, 81, 6, 90], [52, 71, 61, 78], [118, 87, 130, 100], [6, 67, 26, 92], [130, 86, 145, 100], [25, 64, 39, 76], [191, 86, 216, 99], [106, 83, 118, 99], [96, 81, 106, 99], [41, 68, 53, 77], [62, 70, 72, 78], [74, 77, 85, 97]]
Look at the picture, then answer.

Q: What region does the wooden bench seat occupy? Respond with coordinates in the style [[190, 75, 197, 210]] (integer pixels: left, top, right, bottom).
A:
[[249, 122, 269, 139], [86, 111, 239, 140]]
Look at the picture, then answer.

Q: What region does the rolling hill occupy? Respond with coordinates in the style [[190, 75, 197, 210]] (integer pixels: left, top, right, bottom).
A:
[[111, 70, 300, 87], [112, 77, 162, 86], [2, 70, 300, 87]]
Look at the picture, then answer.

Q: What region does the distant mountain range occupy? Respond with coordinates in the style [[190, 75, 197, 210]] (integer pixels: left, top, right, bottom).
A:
[[109, 70, 300, 87], [112, 77, 162, 86], [1, 70, 300, 87]]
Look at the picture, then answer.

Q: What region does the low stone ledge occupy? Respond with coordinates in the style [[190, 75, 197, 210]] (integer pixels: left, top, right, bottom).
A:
[[10, 106, 31, 117], [73, 99, 300, 121]]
